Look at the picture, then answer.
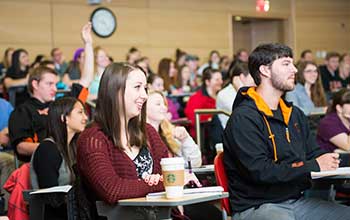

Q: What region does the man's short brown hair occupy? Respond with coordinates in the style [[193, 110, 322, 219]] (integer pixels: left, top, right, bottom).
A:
[[325, 51, 340, 61], [28, 66, 57, 94]]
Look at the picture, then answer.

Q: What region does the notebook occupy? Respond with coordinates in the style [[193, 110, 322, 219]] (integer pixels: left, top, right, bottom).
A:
[[146, 186, 224, 199], [311, 167, 350, 179], [30, 185, 72, 194]]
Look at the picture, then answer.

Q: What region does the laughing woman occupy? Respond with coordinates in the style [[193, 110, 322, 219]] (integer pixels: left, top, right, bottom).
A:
[[77, 63, 169, 218]]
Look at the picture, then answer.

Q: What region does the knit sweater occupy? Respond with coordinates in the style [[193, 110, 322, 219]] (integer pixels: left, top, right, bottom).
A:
[[77, 123, 169, 204]]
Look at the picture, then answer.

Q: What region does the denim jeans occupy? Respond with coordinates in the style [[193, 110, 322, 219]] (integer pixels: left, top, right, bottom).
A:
[[233, 197, 350, 220]]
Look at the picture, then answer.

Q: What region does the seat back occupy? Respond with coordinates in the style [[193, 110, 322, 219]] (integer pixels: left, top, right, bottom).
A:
[[195, 109, 230, 164], [214, 152, 231, 216]]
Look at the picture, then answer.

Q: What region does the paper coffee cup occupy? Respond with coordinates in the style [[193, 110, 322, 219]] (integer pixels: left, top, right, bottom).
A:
[[160, 157, 185, 199]]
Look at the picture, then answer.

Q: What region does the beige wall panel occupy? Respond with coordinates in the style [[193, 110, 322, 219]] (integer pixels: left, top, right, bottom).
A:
[[148, 9, 229, 48], [150, 0, 291, 16], [146, 9, 230, 67], [0, 1, 52, 45], [296, 0, 350, 17], [232, 21, 252, 52], [251, 20, 284, 48], [51, 0, 149, 8], [294, 0, 350, 63]]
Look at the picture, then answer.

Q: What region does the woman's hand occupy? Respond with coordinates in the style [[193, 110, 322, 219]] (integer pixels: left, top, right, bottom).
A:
[[185, 171, 202, 187], [81, 22, 93, 45], [143, 174, 163, 186], [173, 126, 189, 143]]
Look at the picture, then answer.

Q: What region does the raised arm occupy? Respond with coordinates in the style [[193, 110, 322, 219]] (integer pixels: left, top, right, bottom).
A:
[[78, 22, 94, 88]]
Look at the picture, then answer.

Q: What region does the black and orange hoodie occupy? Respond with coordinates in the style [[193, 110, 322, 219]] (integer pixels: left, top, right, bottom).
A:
[[223, 86, 326, 213]]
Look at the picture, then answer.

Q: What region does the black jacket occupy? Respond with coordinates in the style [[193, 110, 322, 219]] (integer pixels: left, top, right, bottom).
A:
[[223, 87, 325, 213]]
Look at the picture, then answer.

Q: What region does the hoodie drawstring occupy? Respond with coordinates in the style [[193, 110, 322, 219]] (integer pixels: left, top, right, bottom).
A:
[[262, 115, 278, 162], [262, 116, 292, 162]]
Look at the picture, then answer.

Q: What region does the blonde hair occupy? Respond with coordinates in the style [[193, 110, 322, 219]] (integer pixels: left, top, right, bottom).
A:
[[148, 90, 181, 154]]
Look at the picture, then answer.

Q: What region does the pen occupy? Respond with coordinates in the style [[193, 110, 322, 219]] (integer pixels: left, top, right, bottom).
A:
[[187, 158, 196, 188], [188, 159, 192, 174]]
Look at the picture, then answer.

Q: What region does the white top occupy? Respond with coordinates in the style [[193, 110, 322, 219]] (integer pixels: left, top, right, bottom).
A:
[[216, 84, 236, 128], [197, 63, 219, 75], [175, 136, 202, 168]]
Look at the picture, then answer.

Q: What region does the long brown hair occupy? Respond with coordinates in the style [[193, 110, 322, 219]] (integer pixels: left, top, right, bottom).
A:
[[158, 58, 177, 91], [48, 97, 84, 182], [94, 63, 147, 149], [93, 46, 105, 74], [296, 61, 327, 107], [2, 47, 14, 69]]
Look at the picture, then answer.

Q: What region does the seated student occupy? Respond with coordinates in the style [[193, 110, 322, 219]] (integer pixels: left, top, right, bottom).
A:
[[77, 63, 168, 218], [4, 49, 31, 106], [338, 58, 350, 88], [51, 48, 68, 78], [146, 91, 224, 220], [77, 63, 199, 219], [30, 97, 87, 220], [224, 43, 350, 220], [317, 89, 350, 153], [62, 48, 84, 87], [136, 56, 153, 77], [184, 67, 223, 138], [219, 55, 231, 83], [88, 46, 110, 99], [146, 90, 202, 168], [126, 47, 141, 65], [31, 97, 87, 188], [0, 48, 14, 76], [197, 50, 221, 75], [148, 73, 180, 119], [295, 49, 314, 67], [158, 58, 179, 95], [286, 61, 327, 115], [216, 62, 255, 128], [177, 65, 193, 93], [319, 52, 341, 95], [8, 22, 94, 162]]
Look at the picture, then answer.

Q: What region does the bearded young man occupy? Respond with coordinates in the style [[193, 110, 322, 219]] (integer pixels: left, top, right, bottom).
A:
[[223, 43, 350, 220]]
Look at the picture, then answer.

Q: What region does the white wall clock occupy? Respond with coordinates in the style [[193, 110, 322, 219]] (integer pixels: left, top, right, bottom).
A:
[[90, 7, 117, 38]]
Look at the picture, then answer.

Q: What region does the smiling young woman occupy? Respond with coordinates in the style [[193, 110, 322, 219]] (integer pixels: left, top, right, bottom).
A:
[[76, 62, 170, 218]]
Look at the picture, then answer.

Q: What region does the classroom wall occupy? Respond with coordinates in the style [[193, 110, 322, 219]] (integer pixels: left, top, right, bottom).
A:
[[294, 0, 350, 64], [0, 0, 349, 69]]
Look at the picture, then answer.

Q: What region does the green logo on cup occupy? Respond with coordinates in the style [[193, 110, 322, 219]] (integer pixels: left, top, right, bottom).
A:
[[167, 174, 176, 183]]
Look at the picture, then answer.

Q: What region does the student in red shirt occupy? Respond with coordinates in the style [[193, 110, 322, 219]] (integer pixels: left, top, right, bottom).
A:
[[184, 67, 223, 138]]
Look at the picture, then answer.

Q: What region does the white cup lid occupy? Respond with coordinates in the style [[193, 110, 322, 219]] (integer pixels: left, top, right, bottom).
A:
[[160, 157, 185, 165]]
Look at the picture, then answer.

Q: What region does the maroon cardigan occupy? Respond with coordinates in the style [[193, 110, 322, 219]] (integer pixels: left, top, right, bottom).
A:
[[77, 123, 169, 204]]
